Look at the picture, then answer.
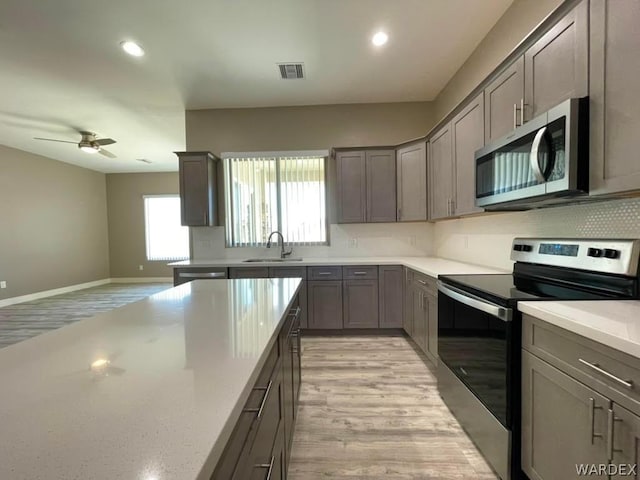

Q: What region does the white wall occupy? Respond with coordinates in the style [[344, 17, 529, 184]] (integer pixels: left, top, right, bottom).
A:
[[434, 198, 640, 271], [192, 222, 434, 259]]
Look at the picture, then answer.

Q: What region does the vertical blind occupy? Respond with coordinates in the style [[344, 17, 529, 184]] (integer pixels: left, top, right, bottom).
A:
[[144, 195, 190, 260], [224, 153, 327, 247]]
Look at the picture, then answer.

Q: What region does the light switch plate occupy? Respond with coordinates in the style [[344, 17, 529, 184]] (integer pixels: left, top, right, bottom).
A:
[[0, 281, 6, 289]]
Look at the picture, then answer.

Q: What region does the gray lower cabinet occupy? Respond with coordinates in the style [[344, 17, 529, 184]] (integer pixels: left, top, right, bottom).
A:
[[411, 286, 427, 352], [379, 265, 403, 328], [521, 350, 609, 480], [452, 92, 484, 216], [307, 280, 343, 329], [403, 268, 414, 336], [406, 270, 438, 364], [484, 56, 525, 143], [428, 123, 454, 220], [229, 267, 269, 279], [176, 151, 219, 227], [426, 292, 438, 361], [269, 267, 308, 329], [524, 0, 588, 119], [610, 403, 640, 475], [343, 279, 379, 328], [365, 150, 397, 223], [589, 0, 640, 195], [396, 142, 427, 222], [336, 150, 367, 223]]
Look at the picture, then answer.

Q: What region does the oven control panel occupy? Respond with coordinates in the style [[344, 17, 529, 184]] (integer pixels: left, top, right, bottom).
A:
[[511, 238, 640, 277]]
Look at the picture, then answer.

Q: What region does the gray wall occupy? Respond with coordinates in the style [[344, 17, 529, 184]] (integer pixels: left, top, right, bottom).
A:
[[106, 172, 179, 278], [0, 144, 109, 299], [433, 0, 563, 120]]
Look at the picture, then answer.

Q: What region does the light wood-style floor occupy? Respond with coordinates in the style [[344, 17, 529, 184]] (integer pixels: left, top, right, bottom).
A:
[[288, 335, 499, 480]]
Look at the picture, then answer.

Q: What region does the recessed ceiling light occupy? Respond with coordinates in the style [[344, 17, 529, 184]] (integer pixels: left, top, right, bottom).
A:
[[372, 31, 388, 47], [120, 40, 145, 57]]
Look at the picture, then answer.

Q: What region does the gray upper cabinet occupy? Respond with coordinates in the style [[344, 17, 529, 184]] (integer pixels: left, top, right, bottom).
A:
[[428, 123, 454, 220], [521, 350, 610, 480], [176, 151, 219, 226], [524, 0, 588, 119], [366, 150, 397, 222], [396, 142, 427, 222], [343, 279, 379, 328], [378, 265, 403, 328], [484, 56, 524, 143], [590, 0, 640, 195], [452, 92, 484, 216], [336, 151, 366, 223], [336, 149, 396, 223]]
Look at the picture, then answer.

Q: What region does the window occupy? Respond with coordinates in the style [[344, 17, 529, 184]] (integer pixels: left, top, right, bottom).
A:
[[224, 151, 328, 247], [143, 195, 190, 260]]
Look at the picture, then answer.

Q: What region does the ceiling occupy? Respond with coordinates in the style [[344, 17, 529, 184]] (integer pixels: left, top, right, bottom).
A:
[[0, 0, 513, 173]]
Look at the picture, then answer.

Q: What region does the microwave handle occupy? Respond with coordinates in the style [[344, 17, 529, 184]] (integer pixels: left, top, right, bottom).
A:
[[437, 281, 512, 322], [530, 126, 548, 183]]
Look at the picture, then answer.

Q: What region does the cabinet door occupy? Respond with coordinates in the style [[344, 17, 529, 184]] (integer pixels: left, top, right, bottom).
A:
[[429, 123, 454, 220], [307, 281, 343, 329], [365, 150, 396, 222], [411, 288, 427, 352], [178, 152, 217, 226], [524, 0, 588, 119], [336, 151, 366, 223], [426, 293, 438, 363], [484, 56, 525, 143], [452, 92, 484, 216], [343, 279, 379, 328], [379, 265, 403, 328], [611, 403, 640, 478], [522, 351, 609, 480], [403, 269, 414, 336], [396, 143, 427, 222], [590, 0, 640, 195]]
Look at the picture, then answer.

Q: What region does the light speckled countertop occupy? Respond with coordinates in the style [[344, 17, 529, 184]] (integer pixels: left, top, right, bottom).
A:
[[519, 300, 640, 358], [170, 256, 506, 278], [0, 278, 301, 480]]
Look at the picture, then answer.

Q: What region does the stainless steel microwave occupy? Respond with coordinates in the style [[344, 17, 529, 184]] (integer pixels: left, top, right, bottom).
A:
[[474, 97, 589, 210]]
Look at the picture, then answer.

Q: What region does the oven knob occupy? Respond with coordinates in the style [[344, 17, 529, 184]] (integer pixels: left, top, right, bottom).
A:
[[513, 244, 523, 251], [604, 248, 620, 259], [588, 248, 604, 258], [522, 245, 533, 252]]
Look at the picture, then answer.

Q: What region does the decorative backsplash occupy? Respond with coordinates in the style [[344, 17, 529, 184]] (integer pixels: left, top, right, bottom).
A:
[[435, 198, 640, 271]]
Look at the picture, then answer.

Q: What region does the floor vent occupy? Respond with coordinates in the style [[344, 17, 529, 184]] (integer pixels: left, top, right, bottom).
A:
[[278, 63, 305, 79]]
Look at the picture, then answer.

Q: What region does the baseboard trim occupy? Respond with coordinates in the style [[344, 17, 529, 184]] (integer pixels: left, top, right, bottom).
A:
[[110, 277, 173, 283], [0, 278, 111, 308]]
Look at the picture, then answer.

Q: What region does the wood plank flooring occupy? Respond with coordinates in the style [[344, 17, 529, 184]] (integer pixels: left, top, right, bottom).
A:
[[288, 335, 499, 480], [0, 283, 171, 349]]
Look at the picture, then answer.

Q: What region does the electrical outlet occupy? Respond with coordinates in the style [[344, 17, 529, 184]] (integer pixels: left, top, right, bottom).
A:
[[409, 236, 416, 246], [349, 238, 358, 248], [138, 265, 144, 271], [464, 236, 469, 249], [0, 281, 6, 289]]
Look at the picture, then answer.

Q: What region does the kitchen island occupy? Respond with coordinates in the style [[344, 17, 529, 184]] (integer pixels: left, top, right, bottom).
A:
[[0, 278, 302, 480]]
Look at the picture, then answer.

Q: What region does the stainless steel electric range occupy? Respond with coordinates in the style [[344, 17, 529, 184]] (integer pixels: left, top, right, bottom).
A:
[[437, 238, 640, 480]]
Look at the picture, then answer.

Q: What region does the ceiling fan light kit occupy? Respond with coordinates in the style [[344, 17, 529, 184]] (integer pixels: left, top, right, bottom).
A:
[[34, 131, 117, 158]]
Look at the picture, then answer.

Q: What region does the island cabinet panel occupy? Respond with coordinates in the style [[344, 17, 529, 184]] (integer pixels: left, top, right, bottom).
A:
[[524, 0, 588, 119], [484, 56, 525, 143], [270, 267, 308, 329], [176, 151, 219, 227], [343, 279, 379, 328], [396, 142, 427, 222], [590, 0, 640, 195], [307, 280, 343, 329], [336, 151, 367, 223], [229, 266, 269, 279], [379, 265, 403, 328], [280, 304, 302, 470]]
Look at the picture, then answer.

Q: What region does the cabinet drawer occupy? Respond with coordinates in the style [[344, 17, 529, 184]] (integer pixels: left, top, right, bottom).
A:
[[343, 265, 378, 280], [307, 266, 342, 281], [523, 314, 640, 415], [268, 266, 307, 280], [411, 271, 437, 295], [229, 267, 269, 279]]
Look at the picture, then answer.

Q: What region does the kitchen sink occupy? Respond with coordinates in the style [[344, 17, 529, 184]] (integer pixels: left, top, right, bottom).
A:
[[243, 258, 303, 263]]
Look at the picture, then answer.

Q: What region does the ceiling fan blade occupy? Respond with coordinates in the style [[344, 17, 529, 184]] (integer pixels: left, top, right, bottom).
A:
[[33, 137, 77, 144], [98, 148, 117, 159], [95, 138, 116, 146]]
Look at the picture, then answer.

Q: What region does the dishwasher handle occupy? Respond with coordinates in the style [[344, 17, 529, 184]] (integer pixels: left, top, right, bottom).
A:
[[178, 272, 227, 279]]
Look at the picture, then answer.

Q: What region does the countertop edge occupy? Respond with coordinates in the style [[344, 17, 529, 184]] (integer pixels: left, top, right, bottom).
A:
[[196, 279, 302, 479]]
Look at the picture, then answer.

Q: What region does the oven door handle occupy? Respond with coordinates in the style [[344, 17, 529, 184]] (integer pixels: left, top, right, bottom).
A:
[[437, 281, 512, 322]]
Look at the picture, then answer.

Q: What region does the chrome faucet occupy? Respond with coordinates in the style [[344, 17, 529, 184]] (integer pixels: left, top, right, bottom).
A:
[[266, 231, 293, 259]]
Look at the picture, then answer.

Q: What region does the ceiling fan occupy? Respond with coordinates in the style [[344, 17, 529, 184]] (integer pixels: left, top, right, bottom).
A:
[[34, 131, 117, 158]]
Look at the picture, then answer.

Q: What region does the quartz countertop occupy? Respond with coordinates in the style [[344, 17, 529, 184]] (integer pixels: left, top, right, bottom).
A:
[[0, 278, 302, 480], [518, 300, 640, 359], [170, 256, 506, 278]]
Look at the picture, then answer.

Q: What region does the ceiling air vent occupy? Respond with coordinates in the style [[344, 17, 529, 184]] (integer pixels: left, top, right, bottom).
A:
[[278, 63, 305, 79]]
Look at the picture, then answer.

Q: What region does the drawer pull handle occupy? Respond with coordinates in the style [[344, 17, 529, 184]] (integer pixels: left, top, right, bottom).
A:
[[353, 271, 368, 275], [255, 455, 275, 480], [417, 279, 427, 285], [588, 397, 603, 444], [288, 306, 301, 318], [318, 272, 332, 276], [243, 379, 273, 418], [579, 359, 633, 389]]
